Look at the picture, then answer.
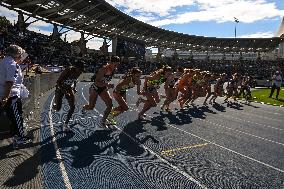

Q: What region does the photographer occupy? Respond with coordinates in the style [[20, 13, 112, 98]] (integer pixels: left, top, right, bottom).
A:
[[0, 45, 31, 148], [269, 71, 282, 100]]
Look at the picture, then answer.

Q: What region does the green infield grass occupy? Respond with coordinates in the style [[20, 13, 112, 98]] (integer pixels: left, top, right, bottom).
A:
[[250, 87, 284, 106]]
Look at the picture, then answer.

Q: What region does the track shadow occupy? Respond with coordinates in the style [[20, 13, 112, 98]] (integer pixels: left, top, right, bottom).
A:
[[3, 130, 75, 187], [198, 106, 218, 115], [70, 129, 114, 168], [239, 101, 260, 108], [183, 105, 207, 119], [116, 119, 158, 154], [149, 114, 169, 131], [212, 103, 226, 112], [276, 98, 284, 102], [225, 101, 243, 110], [155, 110, 193, 126], [71, 119, 158, 168]]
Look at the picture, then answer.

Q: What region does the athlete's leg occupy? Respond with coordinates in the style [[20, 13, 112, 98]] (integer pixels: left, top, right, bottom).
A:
[[112, 92, 128, 116], [65, 90, 75, 126], [100, 90, 113, 126], [138, 92, 157, 119], [83, 87, 98, 110], [53, 87, 64, 111]]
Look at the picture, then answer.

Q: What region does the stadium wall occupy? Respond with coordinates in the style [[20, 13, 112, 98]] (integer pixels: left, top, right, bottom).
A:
[[279, 42, 284, 59], [0, 73, 60, 135], [0, 72, 132, 135]]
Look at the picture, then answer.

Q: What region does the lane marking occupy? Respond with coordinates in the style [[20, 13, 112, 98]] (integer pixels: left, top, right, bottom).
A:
[[220, 105, 283, 122], [131, 94, 284, 146], [177, 101, 284, 133], [133, 106, 284, 173], [48, 97, 72, 189], [125, 93, 284, 173], [221, 114, 283, 131], [198, 119, 284, 146], [200, 97, 284, 121], [161, 143, 209, 156], [83, 82, 284, 173], [180, 99, 284, 123], [81, 83, 208, 189], [171, 100, 284, 131]]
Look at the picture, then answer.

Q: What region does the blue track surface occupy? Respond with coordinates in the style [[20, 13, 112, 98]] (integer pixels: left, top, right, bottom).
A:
[[40, 81, 284, 189]]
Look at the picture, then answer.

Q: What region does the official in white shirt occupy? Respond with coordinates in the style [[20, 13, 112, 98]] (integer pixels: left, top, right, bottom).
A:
[[0, 45, 31, 148], [269, 71, 282, 100]]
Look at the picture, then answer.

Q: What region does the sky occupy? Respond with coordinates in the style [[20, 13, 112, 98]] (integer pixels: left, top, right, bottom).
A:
[[0, 0, 284, 50]]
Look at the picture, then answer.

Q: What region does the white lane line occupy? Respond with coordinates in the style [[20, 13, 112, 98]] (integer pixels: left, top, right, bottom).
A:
[[81, 84, 208, 189], [173, 99, 284, 131], [48, 97, 72, 189], [172, 99, 284, 132], [125, 93, 284, 173], [198, 119, 284, 146], [129, 106, 284, 173], [232, 100, 284, 115], [172, 100, 283, 132], [221, 114, 283, 131], [181, 99, 284, 123], [132, 94, 284, 146], [220, 105, 283, 123]]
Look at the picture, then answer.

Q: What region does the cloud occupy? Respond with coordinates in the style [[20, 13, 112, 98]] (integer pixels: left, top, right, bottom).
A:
[[0, 6, 18, 24], [238, 31, 275, 38], [62, 30, 81, 42], [87, 37, 112, 50], [27, 18, 52, 28], [28, 26, 52, 36], [106, 0, 284, 26], [106, 0, 195, 16], [132, 15, 156, 23], [61, 31, 109, 50]]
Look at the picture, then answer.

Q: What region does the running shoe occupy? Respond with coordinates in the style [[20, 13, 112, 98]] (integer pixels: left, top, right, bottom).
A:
[[51, 107, 57, 113], [136, 97, 143, 107], [106, 116, 117, 125], [63, 123, 71, 131], [81, 108, 92, 116], [81, 108, 86, 115], [138, 115, 144, 120], [110, 110, 121, 117], [165, 108, 172, 112], [97, 121, 110, 130], [138, 113, 147, 120], [107, 112, 113, 119]]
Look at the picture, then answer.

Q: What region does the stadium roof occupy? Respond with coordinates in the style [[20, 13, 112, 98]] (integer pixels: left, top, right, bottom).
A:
[[1, 0, 284, 52], [276, 16, 284, 37]]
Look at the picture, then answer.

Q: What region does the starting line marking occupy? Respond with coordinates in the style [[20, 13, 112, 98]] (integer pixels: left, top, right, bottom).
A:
[[161, 143, 209, 156]]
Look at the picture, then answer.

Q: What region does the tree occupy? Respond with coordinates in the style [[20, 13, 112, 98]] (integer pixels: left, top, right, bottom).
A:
[[0, 16, 11, 27]]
